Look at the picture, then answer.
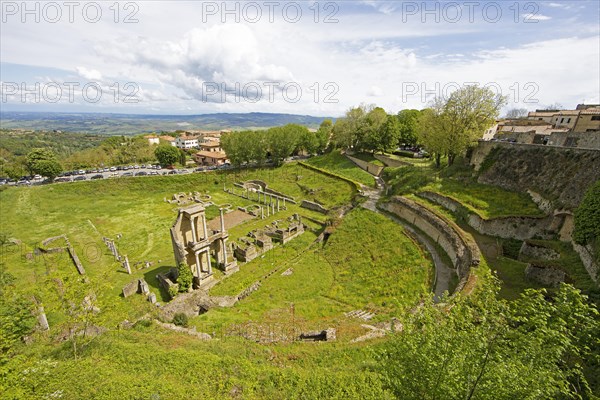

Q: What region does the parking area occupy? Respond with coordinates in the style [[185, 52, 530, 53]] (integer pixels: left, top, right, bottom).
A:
[[0, 163, 233, 187]]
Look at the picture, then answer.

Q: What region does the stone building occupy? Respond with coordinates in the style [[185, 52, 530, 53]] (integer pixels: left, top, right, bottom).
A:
[[264, 214, 305, 244], [170, 205, 238, 288]]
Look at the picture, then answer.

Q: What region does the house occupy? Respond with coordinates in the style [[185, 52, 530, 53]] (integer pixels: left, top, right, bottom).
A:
[[482, 121, 501, 140], [199, 140, 223, 153], [194, 150, 229, 166], [159, 135, 177, 147], [527, 110, 559, 123], [174, 135, 199, 150], [551, 110, 580, 130], [144, 135, 160, 145], [573, 108, 600, 133], [526, 105, 600, 133]]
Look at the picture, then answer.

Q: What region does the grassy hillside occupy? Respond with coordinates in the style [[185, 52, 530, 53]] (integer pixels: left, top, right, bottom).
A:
[[304, 150, 376, 187]]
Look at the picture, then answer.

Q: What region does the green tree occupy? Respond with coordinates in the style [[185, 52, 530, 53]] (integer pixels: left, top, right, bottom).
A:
[[574, 180, 600, 245], [361, 107, 388, 152], [375, 114, 401, 154], [154, 145, 180, 167], [26, 148, 58, 174], [221, 132, 245, 167], [316, 119, 333, 153], [267, 125, 302, 166], [376, 283, 599, 399], [417, 106, 447, 167], [419, 85, 506, 166], [177, 263, 193, 293], [396, 109, 421, 147], [247, 130, 268, 166], [32, 159, 63, 180], [297, 128, 318, 155]]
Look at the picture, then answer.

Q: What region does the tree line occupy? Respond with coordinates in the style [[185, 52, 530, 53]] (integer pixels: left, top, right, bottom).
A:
[[330, 85, 506, 167], [220, 123, 331, 167]]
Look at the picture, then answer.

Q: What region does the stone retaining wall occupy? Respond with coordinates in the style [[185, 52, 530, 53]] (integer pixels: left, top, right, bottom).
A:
[[300, 199, 329, 214], [419, 191, 561, 240], [381, 196, 480, 291], [573, 243, 599, 284], [373, 154, 410, 167], [345, 154, 384, 176]]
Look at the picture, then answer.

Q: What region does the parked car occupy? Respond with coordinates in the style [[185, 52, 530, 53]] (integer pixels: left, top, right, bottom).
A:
[[91, 174, 104, 180], [135, 171, 147, 176], [122, 172, 133, 177], [74, 176, 86, 181]]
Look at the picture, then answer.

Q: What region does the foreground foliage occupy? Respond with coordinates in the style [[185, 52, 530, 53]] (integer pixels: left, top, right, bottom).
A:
[[377, 282, 600, 399]]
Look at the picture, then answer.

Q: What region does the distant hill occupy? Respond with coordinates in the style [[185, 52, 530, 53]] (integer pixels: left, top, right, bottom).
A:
[[0, 111, 336, 135]]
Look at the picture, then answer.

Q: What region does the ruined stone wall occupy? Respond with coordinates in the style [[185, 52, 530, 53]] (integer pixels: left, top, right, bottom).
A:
[[547, 131, 600, 149], [373, 154, 410, 167], [572, 243, 599, 284], [345, 154, 384, 176], [419, 191, 561, 241], [300, 200, 328, 214], [470, 142, 600, 209], [381, 196, 480, 290]]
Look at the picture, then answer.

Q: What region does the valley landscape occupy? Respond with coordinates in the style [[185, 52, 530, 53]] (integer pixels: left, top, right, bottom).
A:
[[1, 1, 599, 399]]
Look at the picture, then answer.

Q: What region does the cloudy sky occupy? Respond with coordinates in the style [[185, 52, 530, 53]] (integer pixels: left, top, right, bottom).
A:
[[1, 0, 599, 116]]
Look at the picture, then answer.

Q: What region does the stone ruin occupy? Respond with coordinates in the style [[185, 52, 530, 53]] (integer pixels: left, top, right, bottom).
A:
[[165, 192, 213, 207], [224, 180, 297, 218], [38, 234, 85, 275], [156, 267, 180, 298], [230, 215, 304, 264], [525, 264, 567, 287], [170, 204, 238, 290], [263, 214, 305, 244], [232, 230, 273, 263], [122, 278, 155, 303]]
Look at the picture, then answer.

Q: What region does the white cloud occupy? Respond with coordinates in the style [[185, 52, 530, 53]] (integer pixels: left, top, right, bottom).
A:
[[523, 13, 552, 21], [75, 67, 103, 81]]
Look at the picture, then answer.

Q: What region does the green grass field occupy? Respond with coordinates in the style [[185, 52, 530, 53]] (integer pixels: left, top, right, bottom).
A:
[[424, 180, 544, 219], [383, 158, 543, 219], [304, 150, 376, 187], [0, 165, 432, 398], [0, 165, 355, 323]]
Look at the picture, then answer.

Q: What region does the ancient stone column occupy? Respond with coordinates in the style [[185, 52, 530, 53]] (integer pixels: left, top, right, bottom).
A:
[[206, 250, 212, 275], [123, 255, 131, 274], [202, 214, 208, 240], [194, 252, 201, 276], [38, 306, 49, 331], [219, 208, 225, 233], [222, 239, 228, 266], [261, 206, 264, 219], [190, 216, 198, 243], [277, 197, 280, 212]]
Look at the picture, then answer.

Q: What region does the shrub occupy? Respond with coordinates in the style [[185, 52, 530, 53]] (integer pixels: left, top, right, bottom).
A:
[[172, 313, 188, 327], [177, 262, 193, 293], [167, 284, 179, 299], [574, 180, 600, 245]]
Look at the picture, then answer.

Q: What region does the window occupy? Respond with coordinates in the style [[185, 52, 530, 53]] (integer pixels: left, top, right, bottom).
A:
[[567, 118, 571, 123], [591, 116, 600, 121], [560, 118, 565, 123]]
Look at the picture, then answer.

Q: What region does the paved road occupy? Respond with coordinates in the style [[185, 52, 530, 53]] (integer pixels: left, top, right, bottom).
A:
[[360, 175, 456, 301]]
